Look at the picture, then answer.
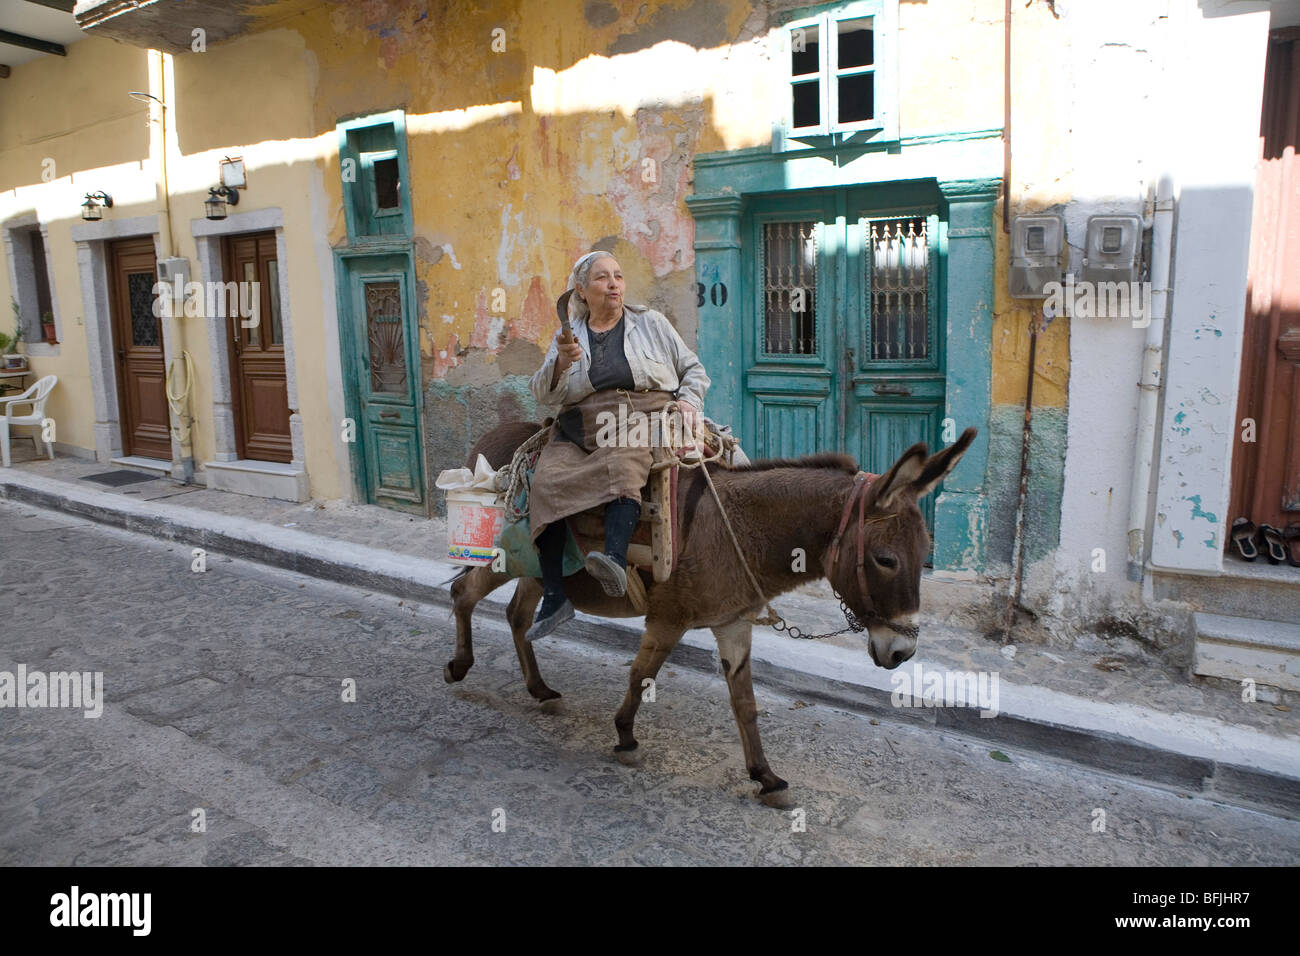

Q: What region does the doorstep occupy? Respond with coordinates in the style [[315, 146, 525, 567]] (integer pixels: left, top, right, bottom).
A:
[[205, 458, 309, 503], [109, 456, 171, 476]]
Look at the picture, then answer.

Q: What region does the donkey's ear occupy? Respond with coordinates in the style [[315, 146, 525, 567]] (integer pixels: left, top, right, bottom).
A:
[[866, 441, 929, 510], [908, 427, 977, 500]]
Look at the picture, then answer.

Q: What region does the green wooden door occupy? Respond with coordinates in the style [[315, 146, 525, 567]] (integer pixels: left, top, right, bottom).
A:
[[742, 189, 946, 534], [340, 253, 426, 515]]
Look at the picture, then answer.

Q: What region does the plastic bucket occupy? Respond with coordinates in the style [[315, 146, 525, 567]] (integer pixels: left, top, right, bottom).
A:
[[445, 488, 506, 566]]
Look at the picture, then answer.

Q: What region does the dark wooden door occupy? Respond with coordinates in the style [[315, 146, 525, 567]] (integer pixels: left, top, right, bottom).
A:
[[223, 232, 291, 463], [109, 237, 170, 460], [1231, 28, 1300, 530]]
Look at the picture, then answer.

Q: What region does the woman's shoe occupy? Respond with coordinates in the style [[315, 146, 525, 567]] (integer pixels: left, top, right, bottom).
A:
[[1259, 524, 1287, 565], [1230, 517, 1258, 561], [1283, 523, 1300, 568], [525, 593, 574, 642], [585, 551, 628, 597]]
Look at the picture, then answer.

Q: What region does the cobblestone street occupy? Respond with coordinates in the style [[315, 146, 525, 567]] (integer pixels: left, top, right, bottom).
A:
[[2, 498, 1298, 866]]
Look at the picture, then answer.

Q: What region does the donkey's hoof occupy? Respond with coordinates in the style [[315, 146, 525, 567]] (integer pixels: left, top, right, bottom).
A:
[[443, 659, 472, 683], [613, 743, 642, 766], [758, 781, 794, 809], [539, 697, 567, 715]]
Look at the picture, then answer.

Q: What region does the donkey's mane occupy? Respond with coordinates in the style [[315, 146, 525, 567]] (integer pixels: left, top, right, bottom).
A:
[[724, 453, 859, 474]]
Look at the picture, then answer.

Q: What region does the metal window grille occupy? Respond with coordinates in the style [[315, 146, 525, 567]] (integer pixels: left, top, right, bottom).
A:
[[762, 221, 817, 355], [868, 216, 929, 360]]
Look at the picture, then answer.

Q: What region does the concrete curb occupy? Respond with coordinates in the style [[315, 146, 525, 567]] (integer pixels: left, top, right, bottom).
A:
[[4, 469, 1299, 817]]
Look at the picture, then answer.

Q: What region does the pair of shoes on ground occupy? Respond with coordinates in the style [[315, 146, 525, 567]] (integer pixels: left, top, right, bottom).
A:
[[525, 551, 629, 642], [1230, 517, 1300, 566]]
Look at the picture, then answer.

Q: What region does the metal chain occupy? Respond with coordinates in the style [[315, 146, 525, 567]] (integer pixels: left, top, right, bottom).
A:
[[756, 589, 868, 641]]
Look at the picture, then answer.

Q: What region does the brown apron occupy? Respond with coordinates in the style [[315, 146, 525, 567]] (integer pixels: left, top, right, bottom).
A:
[[529, 389, 675, 542]]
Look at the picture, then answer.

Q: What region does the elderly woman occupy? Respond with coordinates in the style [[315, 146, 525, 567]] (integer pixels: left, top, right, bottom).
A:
[[525, 251, 710, 641]]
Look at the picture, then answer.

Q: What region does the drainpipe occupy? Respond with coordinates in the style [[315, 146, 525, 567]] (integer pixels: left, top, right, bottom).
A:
[[1126, 173, 1175, 581], [145, 49, 194, 482], [1001, 305, 1039, 643], [148, 50, 175, 260]]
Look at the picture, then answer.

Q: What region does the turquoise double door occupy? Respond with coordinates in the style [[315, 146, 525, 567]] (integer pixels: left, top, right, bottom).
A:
[[739, 186, 947, 531], [336, 249, 427, 515]]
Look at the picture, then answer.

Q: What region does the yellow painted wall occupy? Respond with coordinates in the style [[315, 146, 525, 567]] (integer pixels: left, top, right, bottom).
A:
[[0, 37, 151, 456], [2, 0, 1069, 499]]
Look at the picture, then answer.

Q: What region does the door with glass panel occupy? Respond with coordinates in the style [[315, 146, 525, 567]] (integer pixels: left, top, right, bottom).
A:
[[108, 237, 169, 460], [223, 232, 291, 463], [743, 189, 946, 535]]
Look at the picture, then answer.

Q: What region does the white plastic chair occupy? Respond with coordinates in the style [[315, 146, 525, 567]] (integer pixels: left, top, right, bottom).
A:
[[1, 374, 58, 467]]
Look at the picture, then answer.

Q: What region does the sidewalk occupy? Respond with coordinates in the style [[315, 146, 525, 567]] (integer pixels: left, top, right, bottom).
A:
[[3, 451, 1298, 816]]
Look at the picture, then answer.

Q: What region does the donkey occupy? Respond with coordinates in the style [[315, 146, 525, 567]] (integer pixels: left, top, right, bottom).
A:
[[446, 423, 976, 803]]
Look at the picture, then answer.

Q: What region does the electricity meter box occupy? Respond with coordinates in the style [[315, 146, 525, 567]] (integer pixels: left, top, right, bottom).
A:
[[157, 257, 189, 287], [1081, 215, 1142, 286], [1009, 215, 1065, 298]]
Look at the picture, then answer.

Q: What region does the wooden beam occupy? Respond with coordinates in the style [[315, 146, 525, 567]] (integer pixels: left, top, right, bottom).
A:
[[0, 29, 67, 57], [23, 0, 77, 13]]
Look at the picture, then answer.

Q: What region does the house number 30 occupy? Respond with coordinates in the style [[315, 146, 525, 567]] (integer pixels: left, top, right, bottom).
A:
[[695, 282, 728, 307]]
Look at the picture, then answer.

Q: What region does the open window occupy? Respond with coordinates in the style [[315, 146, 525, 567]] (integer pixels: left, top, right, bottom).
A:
[[5, 223, 58, 345], [337, 112, 411, 240], [779, 0, 898, 147]]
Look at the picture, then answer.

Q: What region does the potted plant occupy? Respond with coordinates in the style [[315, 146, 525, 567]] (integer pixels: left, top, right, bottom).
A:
[[41, 311, 57, 344]]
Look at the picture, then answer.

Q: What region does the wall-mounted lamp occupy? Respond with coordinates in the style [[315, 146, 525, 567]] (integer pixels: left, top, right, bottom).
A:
[[204, 185, 239, 220], [81, 191, 113, 221]]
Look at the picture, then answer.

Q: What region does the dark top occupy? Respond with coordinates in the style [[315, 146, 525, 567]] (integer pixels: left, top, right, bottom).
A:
[[585, 314, 636, 392]]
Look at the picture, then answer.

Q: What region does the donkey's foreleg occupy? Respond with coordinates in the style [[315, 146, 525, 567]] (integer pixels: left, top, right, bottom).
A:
[[504, 577, 561, 702], [445, 566, 512, 683], [613, 619, 686, 763], [712, 619, 790, 804]]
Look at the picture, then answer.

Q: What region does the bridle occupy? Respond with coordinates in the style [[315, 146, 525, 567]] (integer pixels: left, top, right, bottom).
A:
[[824, 471, 920, 640]]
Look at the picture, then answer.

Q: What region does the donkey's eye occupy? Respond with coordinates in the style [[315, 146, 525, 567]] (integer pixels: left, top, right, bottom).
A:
[[874, 553, 898, 569]]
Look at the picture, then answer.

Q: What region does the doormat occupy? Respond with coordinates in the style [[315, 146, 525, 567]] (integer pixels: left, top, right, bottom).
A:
[[80, 470, 159, 487]]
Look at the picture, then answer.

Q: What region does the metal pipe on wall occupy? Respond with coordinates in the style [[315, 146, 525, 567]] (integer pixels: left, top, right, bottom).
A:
[[1127, 173, 1175, 579]]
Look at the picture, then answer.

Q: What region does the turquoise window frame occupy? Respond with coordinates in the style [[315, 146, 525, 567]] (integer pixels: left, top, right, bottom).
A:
[[336, 110, 413, 242]]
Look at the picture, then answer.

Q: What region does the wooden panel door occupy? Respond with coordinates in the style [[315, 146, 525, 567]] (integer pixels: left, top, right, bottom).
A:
[[224, 233, 291, 463], [341, 253, 426, 514], [1231, 29, 1300, 530], [109, 237, 170, 460], [743, 198, 839, 460], [848, 208, 945, 538], [742, 194, 946, 541]]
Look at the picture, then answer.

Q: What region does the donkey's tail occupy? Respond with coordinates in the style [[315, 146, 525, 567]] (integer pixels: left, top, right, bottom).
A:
[[438, 566, 473, 589]]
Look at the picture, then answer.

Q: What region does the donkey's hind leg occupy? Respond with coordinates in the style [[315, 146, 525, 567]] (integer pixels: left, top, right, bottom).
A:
[[613, 618, 686, 764], [505, 577, 561, 702], [446, 566, 512, 683], [712, 619, 791, 806]]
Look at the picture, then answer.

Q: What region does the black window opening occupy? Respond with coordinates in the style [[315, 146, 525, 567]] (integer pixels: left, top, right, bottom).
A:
[[373, 156, 400, 211]]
